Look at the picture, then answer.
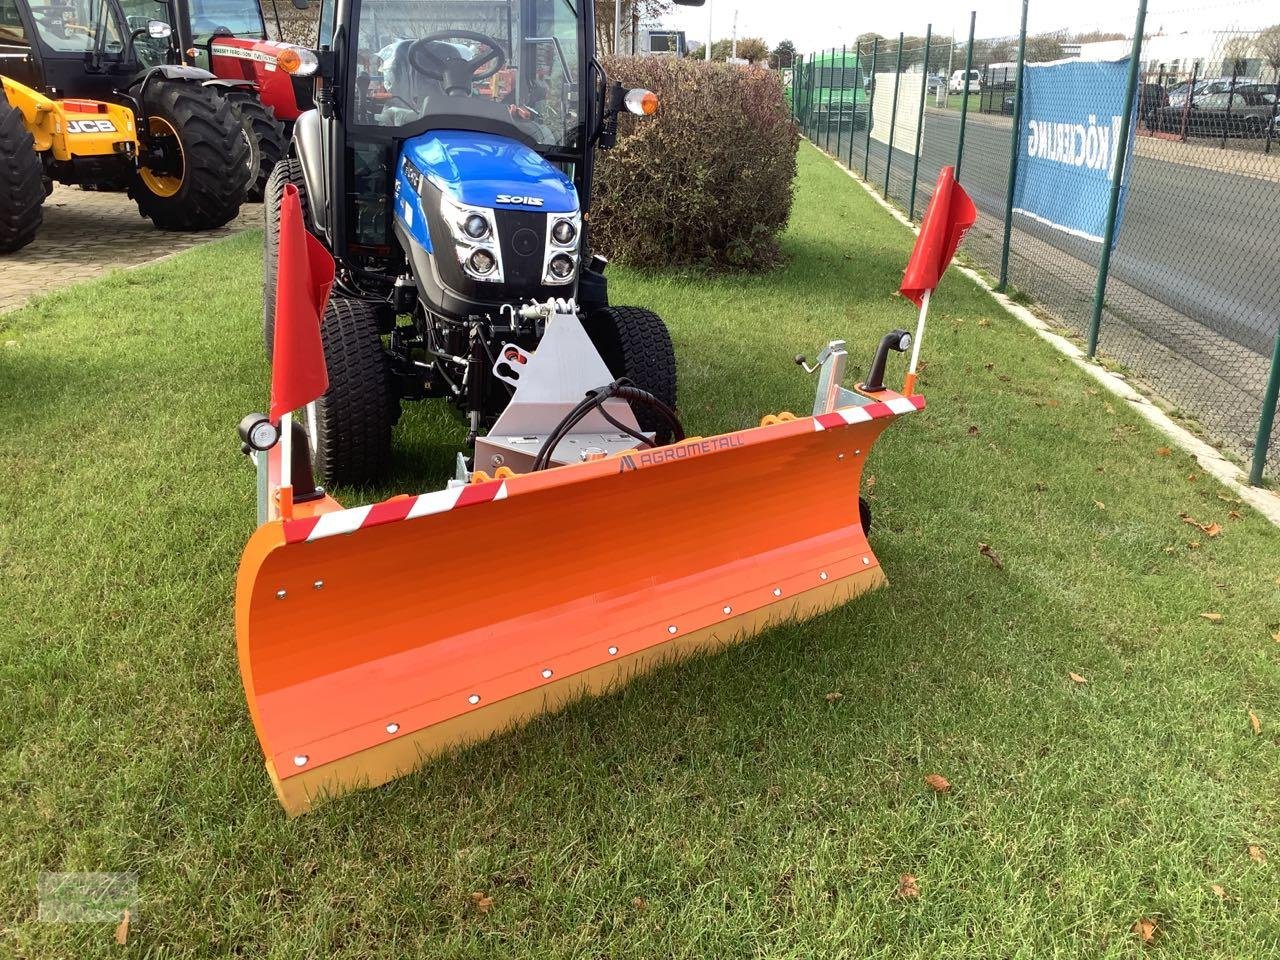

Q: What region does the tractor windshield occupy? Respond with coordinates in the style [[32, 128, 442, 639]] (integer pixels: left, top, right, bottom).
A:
[[25, 0, 124, 54], [352, 0, 583, 150], [186, 0, 265, 41]]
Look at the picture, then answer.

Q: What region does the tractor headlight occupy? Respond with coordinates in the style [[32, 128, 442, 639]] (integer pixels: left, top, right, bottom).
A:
[[438, 194, 504, 283], [547, 253, 575, 280], [551, 218, 577, 246], [463, 213, 490, 240], [467, 248, 498, 276], [542, 210, 581, 285]]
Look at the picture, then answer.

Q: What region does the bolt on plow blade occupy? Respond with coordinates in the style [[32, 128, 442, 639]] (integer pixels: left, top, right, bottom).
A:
[[235, 397, 922, 814]]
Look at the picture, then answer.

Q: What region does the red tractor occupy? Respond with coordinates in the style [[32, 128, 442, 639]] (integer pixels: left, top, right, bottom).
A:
[[162, 0, 323, 198]]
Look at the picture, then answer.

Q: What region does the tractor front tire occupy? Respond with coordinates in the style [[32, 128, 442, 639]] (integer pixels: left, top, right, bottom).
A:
[[263, 157, 312, 357], [226, 92, 286, 202], [129, 80, 248, 231], [0, 95, 44, 253], [313, 295, 396, 487], [585, 305, 679, 444]]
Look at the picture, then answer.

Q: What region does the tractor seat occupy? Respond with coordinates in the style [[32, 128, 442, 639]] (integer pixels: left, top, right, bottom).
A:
[[382, 39, 446, 107]]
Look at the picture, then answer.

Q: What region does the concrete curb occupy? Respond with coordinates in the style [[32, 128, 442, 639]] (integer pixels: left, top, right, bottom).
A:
[[811, 142, 1280, 527]]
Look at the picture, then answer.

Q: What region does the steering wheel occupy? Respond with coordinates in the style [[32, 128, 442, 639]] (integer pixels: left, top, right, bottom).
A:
[[406, 31, 505, 96]]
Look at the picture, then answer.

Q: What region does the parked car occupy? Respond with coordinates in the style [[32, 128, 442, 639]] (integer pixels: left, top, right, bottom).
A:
[[950, 68, 981, 93], [1154, 89, 1279, 138], [1138, 82, 1169, 128], [1167, 78, 1231, 107], [926, 73, 946, 95]]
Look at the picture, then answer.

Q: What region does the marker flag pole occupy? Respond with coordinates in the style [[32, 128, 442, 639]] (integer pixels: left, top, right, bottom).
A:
[[898, 166, 976, 396], [903, 289, 930, 396]]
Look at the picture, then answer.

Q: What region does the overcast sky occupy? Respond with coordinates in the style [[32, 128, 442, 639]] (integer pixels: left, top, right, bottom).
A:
[[657, 0, 1279, 54]]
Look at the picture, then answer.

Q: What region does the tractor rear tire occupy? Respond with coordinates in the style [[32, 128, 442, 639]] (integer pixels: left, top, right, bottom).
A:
[[263, 156, 312, 357], [129, 80, 248, 231], [0, 95, 44, 254], [313, 295, 396, 487], [226, 92, 286, 203], [586, 305, 679, 444]]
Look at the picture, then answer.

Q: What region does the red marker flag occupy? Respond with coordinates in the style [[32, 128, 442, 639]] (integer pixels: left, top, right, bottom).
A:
[[269, 184, 334, 422], [899, 166, 976, 308]]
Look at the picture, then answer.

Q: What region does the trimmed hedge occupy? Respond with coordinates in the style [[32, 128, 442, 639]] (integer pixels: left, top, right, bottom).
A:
[[589, 58, 800, 271]]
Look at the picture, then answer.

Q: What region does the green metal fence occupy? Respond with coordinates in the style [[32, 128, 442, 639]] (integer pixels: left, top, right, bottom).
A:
[[793, 5, 1280, 486]]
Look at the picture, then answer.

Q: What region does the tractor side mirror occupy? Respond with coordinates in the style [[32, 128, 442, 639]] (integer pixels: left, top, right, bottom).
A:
[[146, 19, 171, 38]]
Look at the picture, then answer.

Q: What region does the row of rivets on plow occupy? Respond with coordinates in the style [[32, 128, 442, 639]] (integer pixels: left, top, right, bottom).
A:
[[292, 561, 875, 770], [275, 580, 326, 600], [287, 561, 872, 771]]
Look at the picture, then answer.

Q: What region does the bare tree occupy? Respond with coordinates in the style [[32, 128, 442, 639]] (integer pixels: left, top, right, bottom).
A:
[[1221, 33, 1254, 76], [735, 37, 768, 64], [1256, 24, 1280, 82], [594, 0, 672, 56]]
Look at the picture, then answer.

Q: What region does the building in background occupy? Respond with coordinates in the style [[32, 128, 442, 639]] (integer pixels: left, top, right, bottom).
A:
[[639, 28, 689, 56], [1077, 30, 1267, 79]]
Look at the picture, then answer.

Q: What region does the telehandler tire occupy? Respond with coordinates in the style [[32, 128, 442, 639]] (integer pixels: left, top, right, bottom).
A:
[[263, 156, 312, 357], [0, 95, 44, 254], [129, 80, 248, 231], [586, 305, 679, 443], [226, 92, 286, 203], [312, 295, 396, 487]]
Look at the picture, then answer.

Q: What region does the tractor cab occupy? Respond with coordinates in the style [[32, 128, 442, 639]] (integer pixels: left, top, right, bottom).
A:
[[263, 0, 703, 484], [0, 0, 175, 96], [303, 0, 594, 281]]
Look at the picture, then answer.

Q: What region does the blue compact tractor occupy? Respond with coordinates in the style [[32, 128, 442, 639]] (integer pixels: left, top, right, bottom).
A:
[[264, 0, 703, 485]]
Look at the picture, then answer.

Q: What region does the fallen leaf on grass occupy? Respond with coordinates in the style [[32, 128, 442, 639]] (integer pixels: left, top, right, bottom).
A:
[[1187, 473, 1199, 483], [924, 774, 951, 793], [1068, 672, 1088, 685], [469, 891, 495, 914], [1199, 612, 1223, 623], [1248, 844, 1266, 864], [1187, 540, 1201, 550], [1094, 501, 1106, 511], [967, 424, 980, 436], [1210, 884, 1228, 900], [977, 542, 1003, 570], [1273, 630, 1280, 643], [1155, 446, 1172, 457], [114, 909, 130, 946], [631, 896, 648, 912], [1249, 711, 1262, 736], [896, 874, 920, 899], [1228, 510, 1243, 521], [1132, 917, 1159, 944], [978, 318, 991, 328], [825, 691, 843, 703], [1179, 513, 1222, 537]]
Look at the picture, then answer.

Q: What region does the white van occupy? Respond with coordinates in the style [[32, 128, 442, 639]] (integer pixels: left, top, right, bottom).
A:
[[949, 69, 981, 93]]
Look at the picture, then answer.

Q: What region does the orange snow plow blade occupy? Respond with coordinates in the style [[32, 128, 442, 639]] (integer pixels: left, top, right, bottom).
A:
[[235, 391, 923, 815]]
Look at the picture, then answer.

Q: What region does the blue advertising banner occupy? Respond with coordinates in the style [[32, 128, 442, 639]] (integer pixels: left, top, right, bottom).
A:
[[1012, 58, 1138, 244]]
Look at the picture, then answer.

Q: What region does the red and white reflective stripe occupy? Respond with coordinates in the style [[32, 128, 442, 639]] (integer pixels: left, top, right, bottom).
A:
[[813, 394, 925, 431], [281, 395, 923, 544], [284, 480, 507, 544]]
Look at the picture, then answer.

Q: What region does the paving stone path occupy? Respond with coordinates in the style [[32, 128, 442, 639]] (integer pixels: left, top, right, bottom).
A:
[[0, 185, 257, 314]]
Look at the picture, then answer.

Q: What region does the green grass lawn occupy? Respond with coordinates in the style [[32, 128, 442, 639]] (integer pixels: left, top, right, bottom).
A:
[[2, 143, 1278, 958]]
